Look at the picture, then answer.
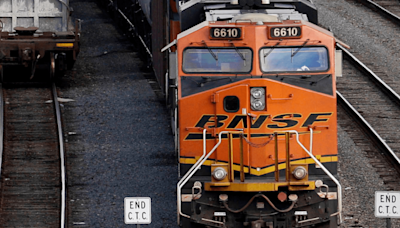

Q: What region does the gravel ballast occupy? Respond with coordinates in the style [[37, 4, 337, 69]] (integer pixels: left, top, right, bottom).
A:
[[60, 0, 178, 227]]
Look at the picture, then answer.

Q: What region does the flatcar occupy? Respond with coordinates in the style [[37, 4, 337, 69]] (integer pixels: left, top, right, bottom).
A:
[[0, 0, 80, 81], [106, 0, 345, 227]]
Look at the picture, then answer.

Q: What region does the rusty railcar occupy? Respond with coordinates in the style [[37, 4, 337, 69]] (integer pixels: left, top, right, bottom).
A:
[[0, 0, 80, 80]]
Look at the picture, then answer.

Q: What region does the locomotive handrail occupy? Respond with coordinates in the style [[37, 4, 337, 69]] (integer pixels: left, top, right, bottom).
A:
[[267, 94, 293, 100], [285, 129, 342, 225], [177, 130, 240, 225], [177, 129, 208, 222]]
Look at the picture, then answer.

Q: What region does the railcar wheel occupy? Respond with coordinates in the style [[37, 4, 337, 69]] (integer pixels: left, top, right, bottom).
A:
[[66, 53, 75, 70], [56, 52, 67, 77], [49, 52, 55, 81]]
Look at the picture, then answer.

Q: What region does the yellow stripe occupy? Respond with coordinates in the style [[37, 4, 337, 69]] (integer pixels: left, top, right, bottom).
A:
[[184, 130, 320, 141], [180, 155, 338, 176], [205, 181, 316, 192], [56, 43, 74, 48]]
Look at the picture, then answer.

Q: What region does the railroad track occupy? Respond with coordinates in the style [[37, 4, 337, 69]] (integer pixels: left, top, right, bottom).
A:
[[334, 43, 400, 226], [0, 82, 66, 227], [333, 0, 400, 192], [335, 44, 400, 191], [358, 0, 400, 22]]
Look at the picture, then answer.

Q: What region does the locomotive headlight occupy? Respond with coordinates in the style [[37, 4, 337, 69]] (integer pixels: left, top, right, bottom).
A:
[[250, 87, 265, 111], [251, 99, 264, 110], [251, 88, 264, 99], [212, 167, 227, 181], [292, 166, 307, 180]]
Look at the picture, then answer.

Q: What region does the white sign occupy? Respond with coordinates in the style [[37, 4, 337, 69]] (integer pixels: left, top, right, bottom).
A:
[[375, 191, 400, 218], [124, 197, 151, 224]]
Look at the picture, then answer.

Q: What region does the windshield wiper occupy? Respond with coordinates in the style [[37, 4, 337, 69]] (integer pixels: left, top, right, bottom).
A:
[[291, 39, 310, 58], [264, 41, 281, 59], [202, 40, 218, 61], [310, 74, 331, 85], [229, 41, 245, 61]]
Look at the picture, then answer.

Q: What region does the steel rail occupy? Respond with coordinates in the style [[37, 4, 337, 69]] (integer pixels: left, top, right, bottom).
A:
[[0, 83, 3, 192], [358, 0, 400, 25], [107, 0, 153, 58], [337, 43, 400, 106], [51, 83, 67, 228], [337, 91, 400, 173]]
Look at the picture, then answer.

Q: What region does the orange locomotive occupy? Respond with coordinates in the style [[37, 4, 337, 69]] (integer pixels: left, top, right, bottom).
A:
[[111, 0, 344, 227], [165, 2, 344, 228]]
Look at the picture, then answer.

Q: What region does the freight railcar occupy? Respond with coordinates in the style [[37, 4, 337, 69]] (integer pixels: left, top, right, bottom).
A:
[[0, 0, 80, 80], [106, 0, 345, 227]]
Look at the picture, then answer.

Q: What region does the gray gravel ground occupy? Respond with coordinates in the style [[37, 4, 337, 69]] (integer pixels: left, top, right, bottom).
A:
[[314, 0, 400, 83], [337, 122, 390, 227], [59, 0, 179, 227], [314, 0, 400, 227]]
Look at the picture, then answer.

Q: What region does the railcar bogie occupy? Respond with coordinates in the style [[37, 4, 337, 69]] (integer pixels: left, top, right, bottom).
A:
[[0, 0, 80, 81]]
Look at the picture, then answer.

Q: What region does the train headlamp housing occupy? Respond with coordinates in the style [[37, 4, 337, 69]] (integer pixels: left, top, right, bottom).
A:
[[251, 88, 264, 99], [210, 164, 230, 186], [212, 167, 227, 181], [251, 100, 264, 110], [292, 166, 307, 180], [250, 87, 265, 111]]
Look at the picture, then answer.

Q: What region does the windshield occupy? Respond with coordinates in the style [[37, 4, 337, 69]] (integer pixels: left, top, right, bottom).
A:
[[260, 47, 329, 72], [183, 48, 252, 73]]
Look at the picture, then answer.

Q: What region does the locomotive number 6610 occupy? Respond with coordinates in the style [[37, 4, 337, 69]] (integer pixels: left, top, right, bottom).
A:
[[210, 27, 242, 39], [269, 26, 301, 38]]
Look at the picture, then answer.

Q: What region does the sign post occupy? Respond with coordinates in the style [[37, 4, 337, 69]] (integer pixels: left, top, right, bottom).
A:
[[375, 191, 400, 228], [124, 197, 151, 225]]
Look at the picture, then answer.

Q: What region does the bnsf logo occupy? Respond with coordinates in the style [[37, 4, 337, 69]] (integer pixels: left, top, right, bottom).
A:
[[194, 113, 332, 129]]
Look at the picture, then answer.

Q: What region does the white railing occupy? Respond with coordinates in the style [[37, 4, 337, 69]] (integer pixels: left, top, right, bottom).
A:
[[176, 129, 342, 225], [285, 129, 342, 225], [177, 130, 238, 225]]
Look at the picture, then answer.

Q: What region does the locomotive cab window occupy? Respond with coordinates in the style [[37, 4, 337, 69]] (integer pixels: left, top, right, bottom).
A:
[[224, 96, 240, 113], [260, 46, 329, 72], [183, 48, 252, 73]]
